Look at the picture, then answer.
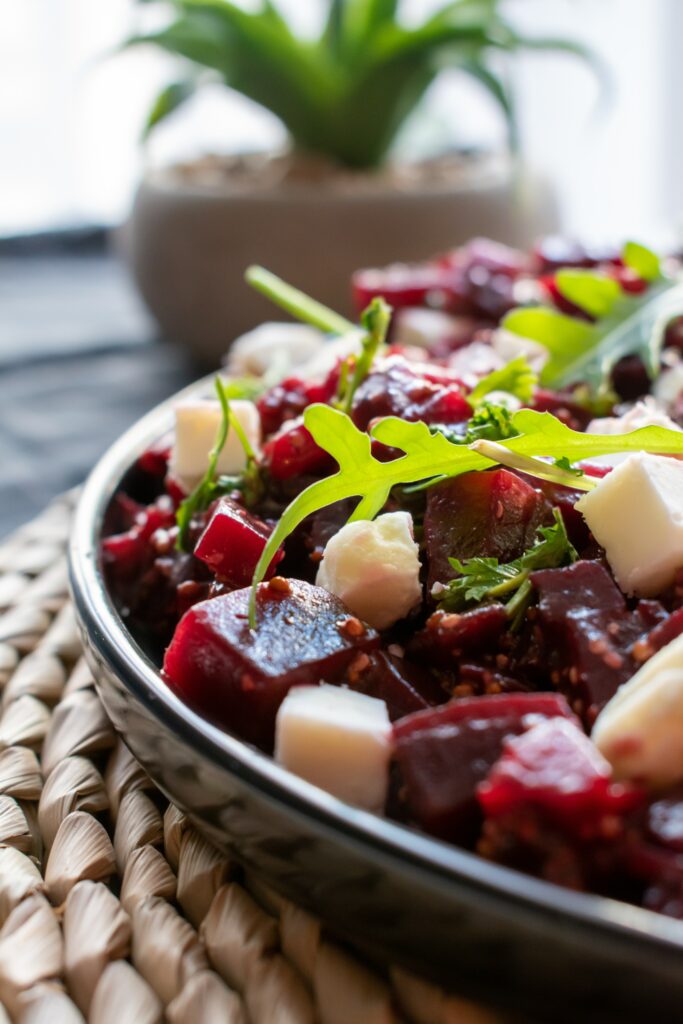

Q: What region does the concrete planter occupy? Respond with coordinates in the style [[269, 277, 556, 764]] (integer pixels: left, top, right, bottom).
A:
[[127, 152, 557, 365]]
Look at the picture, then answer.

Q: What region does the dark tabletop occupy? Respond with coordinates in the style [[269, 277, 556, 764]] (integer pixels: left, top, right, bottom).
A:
[[0, 230, 200, 538]]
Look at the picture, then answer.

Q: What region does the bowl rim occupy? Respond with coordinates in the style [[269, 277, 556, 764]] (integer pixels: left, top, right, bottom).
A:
[[69, 375, 683, 959]]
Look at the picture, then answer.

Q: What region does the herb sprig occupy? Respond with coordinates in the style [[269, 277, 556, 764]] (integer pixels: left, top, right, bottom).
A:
[[248, 403, 683, 624], [175, 377, 264, 552], [468, 355, 538, 408], [434, 509, 577, 628]]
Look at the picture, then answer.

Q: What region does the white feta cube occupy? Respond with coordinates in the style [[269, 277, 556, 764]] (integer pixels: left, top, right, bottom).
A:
[[392, 308, 462, 350], [654, 363, 683, 411], [227, 321, 325, 377], [170, 397, 261, 491], [490, 328, 548, 372], [315, 512, 422, 630], [275, 685, 392, 812], [593, 633, 683, 786], [585, 400, 682, 469], [576, 452, 683, 596]]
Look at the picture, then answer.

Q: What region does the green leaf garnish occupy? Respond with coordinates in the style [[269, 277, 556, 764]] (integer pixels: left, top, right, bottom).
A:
[[435, 508, 577, 629], [336, 297, 391, 413], [245, 266, 354, 337], [176, 377, 231, 553], [468, 355, 538, 407], [553, 455, 585, 478], [502, 242, 683, 391], [464, 403, 517, 444], [623, 241, 661, 282], [248, 404, 683, 625]]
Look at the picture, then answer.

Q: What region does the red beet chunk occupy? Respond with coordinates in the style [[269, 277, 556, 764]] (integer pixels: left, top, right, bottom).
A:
[[610, 354, 650, 402], [424, 469, 549, 592], [530, 560, 649, 725], [257, 368, 340, 437], [351, 263, 464, 315], [638, 607, 683, 660], [137, 438, 172, 478], [410, 605, 509, 668], [163, 580, 379, 749], [539, 275, 592, 319], [102, 498, 175, 583], [442, 237, 527, 279], [393, 693, 575, 842], [478, 718, 640, 831], [263, 417, 333, 481], [530, 388, 594, 431], [194, 497, 283, 587], [347, 651, 446, 721], [351, 357, 470, 432]]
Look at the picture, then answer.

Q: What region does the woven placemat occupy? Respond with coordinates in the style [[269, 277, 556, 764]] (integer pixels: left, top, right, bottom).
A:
[[0, 492, 503, 1024]]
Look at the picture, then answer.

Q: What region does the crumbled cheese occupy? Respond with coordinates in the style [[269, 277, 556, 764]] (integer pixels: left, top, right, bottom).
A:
[[593, 633, 683, 786], [490, 328, 548, 371], [654, 363, 683, 411], [227, 322, 325, 377], [316, 512, 422, 630], [576, 452, 683, 596], [447, 341, 504, 387], [170, 398, 261, 490], [392, 308, 462, 350], [275, 685, 392, 812]]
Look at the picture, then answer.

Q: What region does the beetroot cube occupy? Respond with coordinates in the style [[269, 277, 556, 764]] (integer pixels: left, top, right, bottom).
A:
[[163, 579, 379, 749], [194, 497, 283, 587], [531, 560, 649, 724], [424, 469, 549, 591], [393, 693, 575, 842], [478, 718, 641, 830], [410, 605, 509, 668], [347, 651, 446, 722], [263, 418, 333, 481]]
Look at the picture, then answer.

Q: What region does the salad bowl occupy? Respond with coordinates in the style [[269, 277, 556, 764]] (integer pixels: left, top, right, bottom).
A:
[[70, 375, 683, 1024]]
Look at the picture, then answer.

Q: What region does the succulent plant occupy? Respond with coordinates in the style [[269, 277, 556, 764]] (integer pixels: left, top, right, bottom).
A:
[[130, 0, 593, 170]]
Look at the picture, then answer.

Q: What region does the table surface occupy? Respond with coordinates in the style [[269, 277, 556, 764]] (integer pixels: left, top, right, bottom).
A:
[[0, 231, 199, 537]]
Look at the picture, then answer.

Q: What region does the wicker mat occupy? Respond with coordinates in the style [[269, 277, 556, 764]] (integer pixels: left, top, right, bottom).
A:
[[0, 492, 502, 1024]]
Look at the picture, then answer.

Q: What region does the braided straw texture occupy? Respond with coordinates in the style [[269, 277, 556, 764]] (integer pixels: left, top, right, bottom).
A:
[[0, 492, 503, 1024]]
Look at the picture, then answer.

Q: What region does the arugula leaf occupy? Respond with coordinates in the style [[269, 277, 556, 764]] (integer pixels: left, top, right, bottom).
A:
[[436, 508, 577, 628], [176, 377, 231, 552], [336, 297, 391, 413], [463, 403, 516, 443], [554, 269, 621, 318], [553, 455, 585, 478], [248, 403, 683, 624], [245, 265, 354, 336], [502, 243, 683, 391], [623, 240, 661, 282], [468, 355, 538, 407]]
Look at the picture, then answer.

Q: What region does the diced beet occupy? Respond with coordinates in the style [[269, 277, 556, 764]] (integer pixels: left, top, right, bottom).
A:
[[351, 263, 465, 315], [530, 560, 648, 725], [194, 497, 283, 587], [102, 498, 176, 582], [637, 606, 683, 660], [137, 439, 172, 478], [393, 692, 575, 842], [351, 357, 470, 431], [442, 237, 527, 279], [409, 605, 509, 668], [478, 718, 641, 831], [608, 265, 648, 295], [534, 480, 591, 550], [664, 316, 683, 353], [346, 651, 446, 721], [611, 354, 650, 401], [530, 388, 595, 431], [263, 417, 333, 481], [424, 470, 549, 591], [257, 368, 340, 437], [531, 237, 621, 273], [163, 580, 379, 749]]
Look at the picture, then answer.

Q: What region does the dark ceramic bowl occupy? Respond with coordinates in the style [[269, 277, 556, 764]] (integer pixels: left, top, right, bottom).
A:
[[69, 381, 683, 1023]]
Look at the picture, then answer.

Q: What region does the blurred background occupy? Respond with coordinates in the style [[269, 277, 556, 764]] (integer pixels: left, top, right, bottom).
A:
[[2, 0, 681, 534]]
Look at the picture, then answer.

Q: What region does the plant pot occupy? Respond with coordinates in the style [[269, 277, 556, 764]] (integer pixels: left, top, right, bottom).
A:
[[126, 151, 557, 366]]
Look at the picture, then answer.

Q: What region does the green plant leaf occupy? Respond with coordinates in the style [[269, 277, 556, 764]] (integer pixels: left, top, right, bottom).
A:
[[623, 240, 661, 282], [468, 355, 537, 407], [141, 79, 198, 140], [554, 269, 621, 318]]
